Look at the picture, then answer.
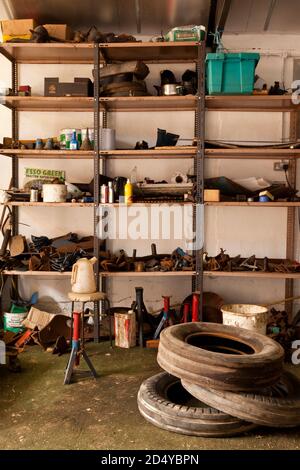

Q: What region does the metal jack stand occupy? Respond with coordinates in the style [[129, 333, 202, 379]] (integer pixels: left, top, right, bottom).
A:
[[64, 311, 98, 385]]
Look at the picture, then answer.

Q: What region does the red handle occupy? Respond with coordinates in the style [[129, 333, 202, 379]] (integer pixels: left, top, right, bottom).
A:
[[162, 296, 170, 313], [183, 303, 190, 323], [192, 293, 200, 322], [73, 312, 81, 341]]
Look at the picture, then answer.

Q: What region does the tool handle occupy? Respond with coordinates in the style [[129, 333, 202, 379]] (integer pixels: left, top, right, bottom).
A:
[[151, 243, 157, 256]]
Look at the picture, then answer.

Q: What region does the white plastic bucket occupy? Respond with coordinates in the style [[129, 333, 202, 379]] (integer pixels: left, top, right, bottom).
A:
[[221, 304, 268, 335], [42, 184, 67, 202]]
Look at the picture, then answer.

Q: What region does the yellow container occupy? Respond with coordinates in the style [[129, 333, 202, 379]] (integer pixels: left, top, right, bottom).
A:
[[124, 179, 133, 205]]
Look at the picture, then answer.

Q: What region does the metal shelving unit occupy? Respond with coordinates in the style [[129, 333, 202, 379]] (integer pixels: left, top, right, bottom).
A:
[[0, 40, 206, 324], [1, 41, 298, 318]]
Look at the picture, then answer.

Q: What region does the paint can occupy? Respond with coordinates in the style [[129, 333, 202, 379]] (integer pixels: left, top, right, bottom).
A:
[[114, 310, 136, 348], [221, 304, 268, 335]]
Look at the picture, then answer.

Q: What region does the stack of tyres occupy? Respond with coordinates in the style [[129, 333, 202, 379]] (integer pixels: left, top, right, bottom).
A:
[[138, 323, 300, 436]]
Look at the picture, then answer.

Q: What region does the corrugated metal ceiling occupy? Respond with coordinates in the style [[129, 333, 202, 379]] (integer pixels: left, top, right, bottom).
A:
[[1, 0, 300, 35], [1, 0, 212, 35]]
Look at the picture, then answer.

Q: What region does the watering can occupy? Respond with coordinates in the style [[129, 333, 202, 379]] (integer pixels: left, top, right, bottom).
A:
[[71, 257, 97, 294]]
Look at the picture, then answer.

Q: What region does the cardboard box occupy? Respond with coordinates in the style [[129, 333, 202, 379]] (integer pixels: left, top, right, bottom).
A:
[[44, 77, 93, 97], [204, 189, 220, 202], [1, 18, 36, 42], [43, 24, 74, 41]]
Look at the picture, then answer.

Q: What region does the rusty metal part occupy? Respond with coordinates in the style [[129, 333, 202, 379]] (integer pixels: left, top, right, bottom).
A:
[[182, 371, 300, 428], [157, 323, 284, 392]]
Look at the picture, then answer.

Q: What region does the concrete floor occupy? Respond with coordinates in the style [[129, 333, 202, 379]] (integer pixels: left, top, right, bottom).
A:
[[0, 343, 300, 450]]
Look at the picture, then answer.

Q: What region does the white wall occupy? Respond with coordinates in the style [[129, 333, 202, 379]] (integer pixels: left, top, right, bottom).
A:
[[1, 32, 300, 313]]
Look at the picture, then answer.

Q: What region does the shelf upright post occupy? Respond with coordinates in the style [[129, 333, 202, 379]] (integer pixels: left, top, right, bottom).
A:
[[93, 43, 101, 342], [285, 111, 298, 318], [193, 41, 206, 320], [11, 58, 19, 236]]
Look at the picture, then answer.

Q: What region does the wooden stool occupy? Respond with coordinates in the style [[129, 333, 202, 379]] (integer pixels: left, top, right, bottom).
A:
[[68, 291, 112, 345]]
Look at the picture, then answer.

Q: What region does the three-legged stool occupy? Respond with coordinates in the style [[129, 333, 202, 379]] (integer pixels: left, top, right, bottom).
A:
[[68, 291, 112, 345], [64, 292, 111, 385]]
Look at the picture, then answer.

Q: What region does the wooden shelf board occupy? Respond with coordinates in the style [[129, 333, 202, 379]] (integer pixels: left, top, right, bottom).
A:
[[3, 270, 300, 280], [204, 271, 300, 279], [2, 95, 300, 113], [2, 202, 192, 208], [2, 202, 94, 207], [2, 95, 197, 112], [2, 96, 94, 112], [206, 202, 300, 207], [0, 41, 200, 64], [0, 148, 196, 159], [100, 95, 197, 112], [2, 270, 195, 277], [0, 149, 94, 158], [206, 95, 300, 112], [205, 148, 300, 159], [2, 148, 300, 160]]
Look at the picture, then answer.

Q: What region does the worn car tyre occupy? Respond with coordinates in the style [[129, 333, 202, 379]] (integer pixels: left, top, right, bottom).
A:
[[137, 372, 256, 437], [157, 323, 284, 392], [182, 370, 300, 428]]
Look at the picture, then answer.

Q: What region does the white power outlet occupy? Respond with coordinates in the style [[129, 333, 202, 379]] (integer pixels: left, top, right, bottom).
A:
[[274, 161, 289, 171]]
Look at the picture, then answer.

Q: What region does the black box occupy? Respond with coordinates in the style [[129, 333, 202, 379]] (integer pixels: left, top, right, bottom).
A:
[[44, 78, 93, 97]]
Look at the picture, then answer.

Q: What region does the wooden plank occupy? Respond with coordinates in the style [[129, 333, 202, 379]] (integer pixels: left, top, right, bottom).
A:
[[205, 202, 300, 207], [3, 270, 300, 280], [206, 95, 300, 112], [146, 339, 159, 349], [204, 271, 300, 279], [0, 42, 199, 64], [2, 202, 94, 207], [3, 148, 300, 160], [0, 149, 94, 158]]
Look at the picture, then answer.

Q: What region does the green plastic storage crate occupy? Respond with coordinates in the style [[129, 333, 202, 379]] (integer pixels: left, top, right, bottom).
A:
[[206, 52, 260, 95]]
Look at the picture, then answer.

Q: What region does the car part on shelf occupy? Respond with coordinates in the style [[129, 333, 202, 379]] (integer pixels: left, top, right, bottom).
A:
[[138, 372, 256, 437], [157, 323, 284, 392], [182, 370, 300, 428]]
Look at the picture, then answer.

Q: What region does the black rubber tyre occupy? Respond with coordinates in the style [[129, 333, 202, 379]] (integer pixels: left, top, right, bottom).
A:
[[137, 372, 257, 437], [157, 323, 284, 392], [182, 370, 300, 428]]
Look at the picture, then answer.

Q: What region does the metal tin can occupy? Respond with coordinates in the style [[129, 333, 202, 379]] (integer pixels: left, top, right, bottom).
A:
[[30, 189, 39, 202]]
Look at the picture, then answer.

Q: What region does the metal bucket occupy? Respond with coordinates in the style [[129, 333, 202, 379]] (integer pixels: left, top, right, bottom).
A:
[[221, 304, 268, 335]]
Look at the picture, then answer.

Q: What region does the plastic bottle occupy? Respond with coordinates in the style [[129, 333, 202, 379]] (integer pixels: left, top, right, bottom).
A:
[[130, 165, 137, 184], [70, 131, 78, 150], [101, 184, 108, 203], [108, 181, 114, 203], [124, 179, 133, 205]]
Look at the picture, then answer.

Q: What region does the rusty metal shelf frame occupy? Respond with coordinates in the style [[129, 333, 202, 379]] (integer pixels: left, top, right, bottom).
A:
[[193, 42, 206, 320]]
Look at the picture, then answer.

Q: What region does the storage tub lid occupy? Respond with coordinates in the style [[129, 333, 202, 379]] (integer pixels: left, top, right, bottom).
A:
[[206, 52, 260, 62]]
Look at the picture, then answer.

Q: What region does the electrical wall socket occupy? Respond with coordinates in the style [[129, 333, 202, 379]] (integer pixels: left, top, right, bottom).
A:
[[274, 161, 289, 171]]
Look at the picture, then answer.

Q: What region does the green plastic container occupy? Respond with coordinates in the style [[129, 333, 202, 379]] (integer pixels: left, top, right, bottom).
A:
[[4, 304, 27, 333], [206, 52, 260, 95]]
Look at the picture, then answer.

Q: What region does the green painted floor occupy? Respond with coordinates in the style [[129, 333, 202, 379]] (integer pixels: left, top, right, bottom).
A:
[[0, 343, 300, 450]]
